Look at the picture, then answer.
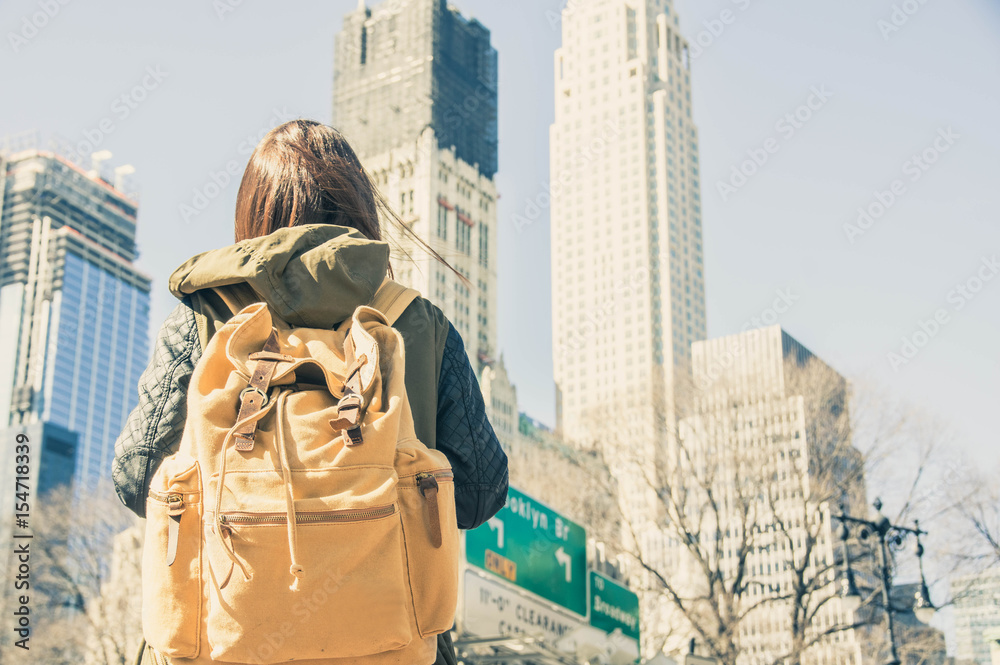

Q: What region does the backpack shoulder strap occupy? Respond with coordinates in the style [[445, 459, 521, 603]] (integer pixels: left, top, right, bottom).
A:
[[368, 278, 421, 326]]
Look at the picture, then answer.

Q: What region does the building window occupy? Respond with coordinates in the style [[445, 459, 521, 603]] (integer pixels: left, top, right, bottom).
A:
[[479, 222, 489, 268], [437, 206, 448, 240], [455, 209, 472, 255]]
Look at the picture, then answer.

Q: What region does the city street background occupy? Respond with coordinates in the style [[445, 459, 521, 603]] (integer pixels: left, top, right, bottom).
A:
[[1, 1, 998, 661], [0, 0, 996, 469]]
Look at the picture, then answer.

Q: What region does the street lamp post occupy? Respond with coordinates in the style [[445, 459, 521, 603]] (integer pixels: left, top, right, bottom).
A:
[[834, 498, 935, 665]]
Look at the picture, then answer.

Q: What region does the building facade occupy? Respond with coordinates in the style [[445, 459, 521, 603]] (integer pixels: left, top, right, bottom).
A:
[[0, 147, 150, 651], [334, 0, 498, 370], [986, 627, 1000, 665], [550, 0, 706, 447], [481, 354, 519, 448], [673, 326, 872, 665], [0, 149, 150, 491], [952, 568, 1000, 665]]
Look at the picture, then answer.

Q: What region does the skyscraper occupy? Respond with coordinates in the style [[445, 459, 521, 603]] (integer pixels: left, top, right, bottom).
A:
[[550, 0, 706, 446], [0, 147, 151, 491], [0, 145, 150, 647], [333, 0, 498, 370]]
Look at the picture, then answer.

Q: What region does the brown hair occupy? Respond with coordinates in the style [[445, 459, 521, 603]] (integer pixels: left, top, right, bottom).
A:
[[234, 119, 456, 279]]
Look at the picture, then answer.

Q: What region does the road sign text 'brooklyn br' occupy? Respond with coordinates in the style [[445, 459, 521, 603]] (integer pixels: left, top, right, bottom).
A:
[[466, 486, 587, 615]]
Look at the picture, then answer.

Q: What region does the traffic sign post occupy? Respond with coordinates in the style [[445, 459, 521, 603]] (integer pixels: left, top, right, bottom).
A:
[[466, 486, 587, 616], [589, 571, 640, 641]]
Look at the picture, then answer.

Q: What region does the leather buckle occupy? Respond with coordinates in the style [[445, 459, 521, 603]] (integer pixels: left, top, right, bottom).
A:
[[329, 391, 365, 433], [339, 391, 364, 410], [239, 386, 269, 409]]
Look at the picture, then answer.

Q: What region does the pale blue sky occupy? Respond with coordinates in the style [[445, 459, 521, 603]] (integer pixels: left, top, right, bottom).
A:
[[1, 0, 997, 475]]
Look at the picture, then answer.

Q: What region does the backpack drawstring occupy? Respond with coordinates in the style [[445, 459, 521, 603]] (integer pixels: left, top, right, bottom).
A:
[[273, 390, 306, 591], [213, 388, 305, 591], [214, 401, 277, 585]]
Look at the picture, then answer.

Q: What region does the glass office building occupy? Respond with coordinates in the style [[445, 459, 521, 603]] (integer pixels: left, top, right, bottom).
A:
[[0, 148, 150, 492]]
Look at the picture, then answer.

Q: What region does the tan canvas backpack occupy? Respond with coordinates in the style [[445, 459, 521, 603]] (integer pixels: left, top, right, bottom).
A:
[[141, 280, 459, 665]]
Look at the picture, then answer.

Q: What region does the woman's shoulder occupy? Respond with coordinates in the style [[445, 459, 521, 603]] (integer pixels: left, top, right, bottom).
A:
[[155, 297, 199, 344], [393, 294, 451, 342], [165, 296, 198, 324]]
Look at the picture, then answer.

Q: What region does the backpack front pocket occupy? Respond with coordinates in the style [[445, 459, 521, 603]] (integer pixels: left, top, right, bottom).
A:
[[399, 469, 459, 638], [142, 456, 203, 659], [204, 503, 412, 663]]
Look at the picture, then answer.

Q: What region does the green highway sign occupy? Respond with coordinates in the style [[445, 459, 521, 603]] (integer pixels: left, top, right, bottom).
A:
[[589, 571, 640, 641], [466, 486, 587, 615]]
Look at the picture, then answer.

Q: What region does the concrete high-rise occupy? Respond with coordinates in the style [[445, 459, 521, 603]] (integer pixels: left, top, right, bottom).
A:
[[550, 0, 706, 447], [333, 0, 498, 370], [673, 326, 873, 665], [0, 147, 151, 491]]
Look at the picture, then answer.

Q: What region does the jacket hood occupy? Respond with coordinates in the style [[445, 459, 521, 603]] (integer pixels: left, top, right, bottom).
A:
[[168, 224, 389, 328]]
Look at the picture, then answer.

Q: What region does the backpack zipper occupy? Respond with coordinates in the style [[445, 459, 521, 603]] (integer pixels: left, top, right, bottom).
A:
[[410, 469, 454, 484], [217, 504, 397, 526], [149, 489, 185, 509]]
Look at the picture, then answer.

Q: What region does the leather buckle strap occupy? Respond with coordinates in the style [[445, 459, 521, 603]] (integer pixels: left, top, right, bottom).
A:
[[249, 351, 295, 362], [344, 426, 364, 447], [329, 391, 365, 446], [327, 354, 370, 446], [417, 474, 442, 548], [234, 331, 281, 452], [329, 392, 363, 428], [239, 386, 269, 408], [343, 354, 367, 394]]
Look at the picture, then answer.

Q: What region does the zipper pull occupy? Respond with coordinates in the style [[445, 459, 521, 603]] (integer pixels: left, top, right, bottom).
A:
[[165, 494, 185, 566], [215, 517, 236, 589], [416, 473, 442, 548]]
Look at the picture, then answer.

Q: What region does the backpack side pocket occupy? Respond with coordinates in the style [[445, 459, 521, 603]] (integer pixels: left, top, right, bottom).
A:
[[399, 467, 460, 638], [142, 455, 203, 659]]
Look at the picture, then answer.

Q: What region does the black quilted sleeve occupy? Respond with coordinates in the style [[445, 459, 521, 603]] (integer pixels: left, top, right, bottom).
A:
[[436, 323, 509, 530], [112, 299, 201, 517]]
